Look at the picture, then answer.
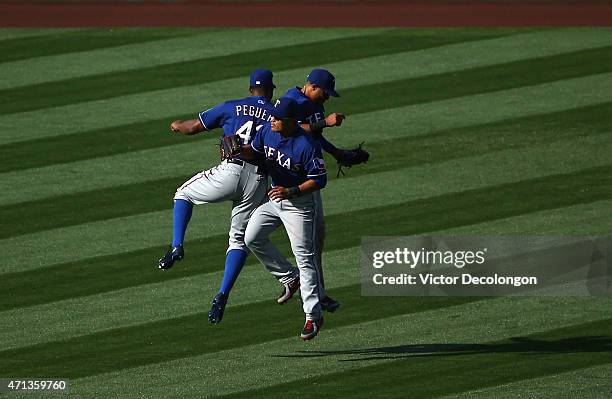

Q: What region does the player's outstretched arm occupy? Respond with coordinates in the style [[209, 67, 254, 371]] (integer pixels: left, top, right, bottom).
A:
[[299, 178, 326, 193], [301, 113, 346, 160], [312, 133, 343, 160], [170, 119, 205, 135], [301, 112, 346, 134], [324, 112, 346, 128]]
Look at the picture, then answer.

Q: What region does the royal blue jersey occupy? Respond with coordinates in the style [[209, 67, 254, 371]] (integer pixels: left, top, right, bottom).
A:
[[283, 87, 338, 154], [198, 96, 275, 145], [284, 87, 326, 125], [251, 125, 327, 189]]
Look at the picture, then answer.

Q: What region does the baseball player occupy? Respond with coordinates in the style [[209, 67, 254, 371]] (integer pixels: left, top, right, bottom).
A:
[[157, 69, 277, 324], [282, 68, 369, 312], [236, 96, 327, 341]]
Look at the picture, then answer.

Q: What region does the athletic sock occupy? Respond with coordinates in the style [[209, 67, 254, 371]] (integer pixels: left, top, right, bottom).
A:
[[219, 249, 248, 295], [171, 199, 193, 247]]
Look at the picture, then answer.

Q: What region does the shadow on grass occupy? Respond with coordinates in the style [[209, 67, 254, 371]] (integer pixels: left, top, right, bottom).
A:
[[274, 336, 612, 362]]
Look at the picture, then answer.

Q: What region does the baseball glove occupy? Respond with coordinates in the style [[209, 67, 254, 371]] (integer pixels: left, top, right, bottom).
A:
[[220, 135, 242, 160], [336, 141, 370, 177]]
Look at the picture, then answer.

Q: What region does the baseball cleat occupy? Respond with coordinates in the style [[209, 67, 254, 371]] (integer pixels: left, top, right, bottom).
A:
[[277, 278, 300, 304], [208, 292, 228, 324], [300, 317, 323, 341], [320, 296, 341, 313], [158, 245, 184, 270]]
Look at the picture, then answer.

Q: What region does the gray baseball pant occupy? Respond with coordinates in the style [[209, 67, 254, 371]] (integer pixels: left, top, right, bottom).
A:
[[174, 160, 267, 253], [244, 193, 323, 321], [312, 190, 327, 297]]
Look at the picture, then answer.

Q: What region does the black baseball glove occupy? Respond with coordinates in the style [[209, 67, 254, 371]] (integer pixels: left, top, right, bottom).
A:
[[220, 135, 242, 160], [336, 141, 370, 177]]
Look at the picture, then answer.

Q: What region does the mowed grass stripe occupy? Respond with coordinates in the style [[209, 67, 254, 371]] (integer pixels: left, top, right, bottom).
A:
[[4, 46, 612, 172], [3, 200, 609, 351], [323, 103, 612, 178], [0, 28, 386, 90], [0, 28, 82, 42], [3, 39, 612, 120], [2, 164, 610, 310], [223, 318, 612, 399], [68, 298, 611, 398], [310, 28, 612, 92], [0, 246, 359, 351], [329, 45, 612, 115], [445, 200, 612, 236], [444, 364, 612, 399], [0, 285, 479, 378], [0, 28, 202, 63], [3, 74, 611, 206], [0, 29, 507, 115], [2, 104, 610, 237], [0, 113, 192, 173], [4, 40, 612, 147], [0, 75, 609, 177], [1, 28, 608, 91], [1, 135, 608, 274]]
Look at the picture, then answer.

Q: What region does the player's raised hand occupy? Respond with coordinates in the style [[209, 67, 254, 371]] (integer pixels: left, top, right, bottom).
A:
[[170, 120, 181, 132], [169, 119, 205, 135], [325, 113, 346, 127]]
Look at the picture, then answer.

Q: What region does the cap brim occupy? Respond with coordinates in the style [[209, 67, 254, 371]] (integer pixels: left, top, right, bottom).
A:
[[271, 110, 293, 119], [325, 88, 340, 97]]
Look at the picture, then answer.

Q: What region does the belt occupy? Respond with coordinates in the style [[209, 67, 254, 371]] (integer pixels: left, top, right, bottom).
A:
[[227, 158, 266, 175]]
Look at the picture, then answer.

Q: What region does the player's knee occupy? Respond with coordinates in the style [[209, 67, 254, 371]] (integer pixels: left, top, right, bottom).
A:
[[173, 190, 189, 202], [244, 230, 260, 250], [227, 242, 248, 253], [228, 234, 248, 253]]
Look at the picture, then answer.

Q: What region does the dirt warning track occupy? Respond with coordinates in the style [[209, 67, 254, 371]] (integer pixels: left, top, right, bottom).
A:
[[0, 1, 611, 27]]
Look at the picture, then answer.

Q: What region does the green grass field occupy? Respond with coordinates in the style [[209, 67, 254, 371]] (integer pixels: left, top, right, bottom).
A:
[[0, 27, 611, 398]]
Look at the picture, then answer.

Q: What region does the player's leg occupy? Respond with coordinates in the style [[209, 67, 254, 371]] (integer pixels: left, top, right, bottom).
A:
[[220, 171, 267, 293], [157, 198, 193, 269], [158, 162, 241, 270], [313, 190, 326, 293], [244, 200, 299, 287], [172, 199, 193, 248], [312, 191, 340, 312], [278, 195, 323, 337], [208, 168, 267, 323]]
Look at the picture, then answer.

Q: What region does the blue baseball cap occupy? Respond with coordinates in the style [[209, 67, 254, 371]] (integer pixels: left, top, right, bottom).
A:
[[250, 69, 276, 88], [307, 68, 340, 97], [271, 97, 299, 120]]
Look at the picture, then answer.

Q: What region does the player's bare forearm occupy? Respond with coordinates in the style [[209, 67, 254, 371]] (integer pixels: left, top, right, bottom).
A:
[[268, 180, 321, 202], [170, 119, 205, 135], [298, 179, 321, 194]]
